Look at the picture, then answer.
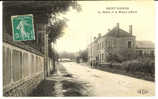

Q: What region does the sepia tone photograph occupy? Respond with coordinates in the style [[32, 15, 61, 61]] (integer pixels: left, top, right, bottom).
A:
[[2, 0, 155, 97]]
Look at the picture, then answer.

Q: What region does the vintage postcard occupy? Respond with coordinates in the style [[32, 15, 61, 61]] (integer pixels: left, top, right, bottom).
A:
[[2, 0, 155, 97]]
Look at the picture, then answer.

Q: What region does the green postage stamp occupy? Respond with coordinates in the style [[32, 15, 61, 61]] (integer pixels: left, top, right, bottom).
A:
[[11, 14, 35, 41]]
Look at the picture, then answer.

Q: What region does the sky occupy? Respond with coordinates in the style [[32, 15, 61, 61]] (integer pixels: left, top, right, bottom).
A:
[[55, 1, 155, 53]]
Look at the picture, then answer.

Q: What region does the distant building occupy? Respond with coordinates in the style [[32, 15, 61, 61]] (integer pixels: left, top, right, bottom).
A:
[[136, 41, 154, 57], [76, 50, 88, 63], [59, 58, 72, 62], [88, 23, 154, 65]]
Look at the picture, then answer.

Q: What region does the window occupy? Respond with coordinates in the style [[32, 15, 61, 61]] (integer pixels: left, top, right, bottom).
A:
[[22, 52, 29, 78], [138, 50, 143, 56], [40, 57, 43, 72], [107, 40, 110, 48], [106, 40, 108, 48], [110, 40, 112, 48], [102, 54, 104, 61], [111, 40, 114, 48], [151, 50, 154, 56], [36, 56, 38, 73], [97, 44, 99, 50], [3, 47, 11, 86], [12, 50, 22, 82], [31, 55, 34, 75], [128, 41, 132, 48]]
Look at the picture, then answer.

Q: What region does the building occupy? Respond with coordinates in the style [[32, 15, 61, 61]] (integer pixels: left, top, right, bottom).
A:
[[3, 1, 55, 96], [88, 23, 154, 65], [136, 41, 154, 57]]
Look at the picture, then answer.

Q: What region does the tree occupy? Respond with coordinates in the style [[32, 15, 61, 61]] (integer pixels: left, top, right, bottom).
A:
[[105, 47, 117, 67], [47, 1, 81, 51], [46, 1, 81, 72], [105, 46, 136, 68], [47, 0, 81, 44], [79, 49, 88, 62]]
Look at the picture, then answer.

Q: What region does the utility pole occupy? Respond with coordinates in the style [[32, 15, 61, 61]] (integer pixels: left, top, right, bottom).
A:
[[44, 24, 49, 78], [52, 43, 56, 73], [44, 15, 52, 78], [51, 15, 57, 73], [90, 35, 93, 68]]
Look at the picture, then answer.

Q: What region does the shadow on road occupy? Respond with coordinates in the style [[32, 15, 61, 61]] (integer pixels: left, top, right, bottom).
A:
[[59, 63, 91, 96], [30, 80, 56, 96], [29, 63, 92, 97], [62, 80, 89, 96]]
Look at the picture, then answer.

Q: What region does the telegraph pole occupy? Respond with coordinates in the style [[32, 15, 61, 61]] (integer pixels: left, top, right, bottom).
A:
[[44, 24, 49, 78], [44, 16, 51, 78], [90, 35, 93, 68], [52, 43, 56, 73]]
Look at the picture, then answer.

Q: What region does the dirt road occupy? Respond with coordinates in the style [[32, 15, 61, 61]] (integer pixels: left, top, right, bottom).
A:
[[61, 62, 155, 96]]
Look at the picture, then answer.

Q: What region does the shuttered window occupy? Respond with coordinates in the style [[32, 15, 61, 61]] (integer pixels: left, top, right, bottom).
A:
[[34, 56, 36, 74], [12, 50, 22, 82], [22, 52, 29, 78], [128, 41, 132, 48], [31, 55, 34, 75], [3, 47, 12, 86], [40, 58, 43, 72], [36, 56, 39, 73]]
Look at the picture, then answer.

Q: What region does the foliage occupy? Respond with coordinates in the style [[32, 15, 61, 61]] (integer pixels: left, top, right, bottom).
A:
[[76, 49, 88, 63], [47, 0, 81, 44], [122, 58, 155, 75], [105, 47, 136, 63], [47, 1, 81, 59], [59, 52, 75, 59], [49, 45, 59, 61], [106, 53, 122, 63], [79, 49, 88, 62], [105, 48, 123, 64], [48, 20, 66, 43]]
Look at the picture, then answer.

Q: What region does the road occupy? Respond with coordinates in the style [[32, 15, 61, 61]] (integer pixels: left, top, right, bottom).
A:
[[61, 62, 155, 96]]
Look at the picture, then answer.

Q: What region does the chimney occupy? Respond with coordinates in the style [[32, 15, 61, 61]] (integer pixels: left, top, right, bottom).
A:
[[129, 25, 132, 35], [116, 23, 119, 33], [98, 33, 101, 38], [108, 28, 111, 32], [116, 23, 119, 28], [94, 36, 96, 40]]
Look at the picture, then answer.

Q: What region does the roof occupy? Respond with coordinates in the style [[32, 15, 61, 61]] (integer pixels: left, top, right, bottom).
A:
[[136, 41, 154, 49], [90, 26, 133, 46], [104, 27, 133, 37]]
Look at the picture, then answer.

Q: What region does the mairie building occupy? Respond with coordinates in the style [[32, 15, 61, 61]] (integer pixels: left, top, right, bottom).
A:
[[88, 23, 154, 66]]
